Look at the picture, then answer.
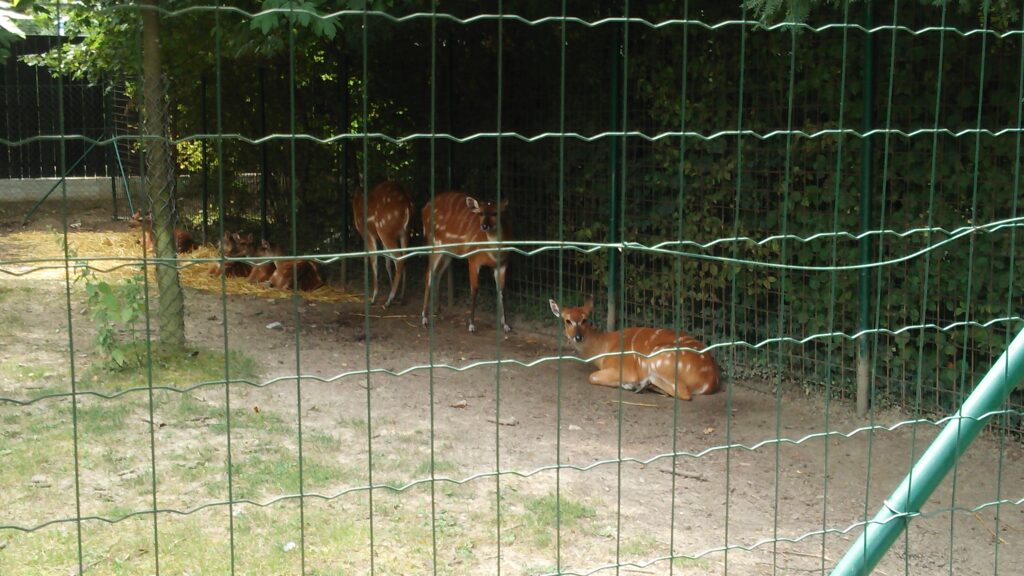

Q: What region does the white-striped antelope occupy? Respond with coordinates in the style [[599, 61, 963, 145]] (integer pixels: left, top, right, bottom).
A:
[[549, 297, 719, 400], [421, 191, 511, 333], [352, 181, 415, 308]]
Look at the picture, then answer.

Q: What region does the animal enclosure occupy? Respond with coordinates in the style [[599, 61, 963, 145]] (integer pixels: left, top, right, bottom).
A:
[[2, 1, 1024, 575]]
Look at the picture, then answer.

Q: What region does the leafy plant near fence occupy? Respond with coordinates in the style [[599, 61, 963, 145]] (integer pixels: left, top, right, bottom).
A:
[[56, 233, 148, 369]]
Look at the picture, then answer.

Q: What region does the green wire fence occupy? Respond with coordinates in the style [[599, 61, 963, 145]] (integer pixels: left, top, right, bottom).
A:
[[1, 1, 1023, 575]]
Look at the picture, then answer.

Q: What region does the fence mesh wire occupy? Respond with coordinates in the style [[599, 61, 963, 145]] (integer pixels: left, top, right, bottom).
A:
[[1, 1, 1023, 575]]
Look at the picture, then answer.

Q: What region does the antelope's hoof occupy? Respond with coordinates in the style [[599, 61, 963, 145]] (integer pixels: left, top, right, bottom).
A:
[[468, 323, 477, 333], [421, 314, 429, 327], [502, 324, 512, 334]]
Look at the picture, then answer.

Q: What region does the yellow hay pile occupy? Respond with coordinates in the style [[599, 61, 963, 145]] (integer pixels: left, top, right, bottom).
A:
[[0, 229, 363, 303]]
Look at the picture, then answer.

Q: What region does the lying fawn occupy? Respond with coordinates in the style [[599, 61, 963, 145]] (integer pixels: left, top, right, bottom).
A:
[[128, 209, 198, 254], [352, 181, 414, 308], [269, 259, 325, 292], [421, 191, 511, 333], [247, 239, 284, 284], [208, 232, 255, 278], [549, 297, 719, 400]]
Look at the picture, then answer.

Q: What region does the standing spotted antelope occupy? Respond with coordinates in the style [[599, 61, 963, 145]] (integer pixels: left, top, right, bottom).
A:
[[421, 191, 511, 333], [549, 297, 719, 400], [352, 181, 415, 308]]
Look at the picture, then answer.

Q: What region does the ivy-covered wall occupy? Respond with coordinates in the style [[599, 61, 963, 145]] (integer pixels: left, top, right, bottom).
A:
[[497, 2, 1024, 421]]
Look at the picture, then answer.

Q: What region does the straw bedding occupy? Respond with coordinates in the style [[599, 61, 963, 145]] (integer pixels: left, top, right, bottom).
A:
[[0, 228, 363, 303]]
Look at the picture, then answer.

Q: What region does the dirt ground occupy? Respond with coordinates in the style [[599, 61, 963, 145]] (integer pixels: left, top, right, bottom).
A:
[[2, 201, 1023, 575]]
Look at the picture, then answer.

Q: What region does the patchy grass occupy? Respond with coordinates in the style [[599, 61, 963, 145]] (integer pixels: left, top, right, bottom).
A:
[[76, 399, 134, 435], [0, 286, 610, 576], [414, 458, 459, 477], [619, 534, 660, 559], [507, 491, 598, 550], [209, 406, 290, 435], [230, 446, 351, 500], [79, 346, 259, 394], [0, 360, 53, 383]]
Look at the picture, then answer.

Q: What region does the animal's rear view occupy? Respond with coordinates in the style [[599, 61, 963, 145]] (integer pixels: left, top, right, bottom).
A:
[[352, 181, 414, 308], [549, 297, 719, 400]]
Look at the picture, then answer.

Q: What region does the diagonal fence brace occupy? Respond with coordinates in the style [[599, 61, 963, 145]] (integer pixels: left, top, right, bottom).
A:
[[831, 325, 1024, 575]]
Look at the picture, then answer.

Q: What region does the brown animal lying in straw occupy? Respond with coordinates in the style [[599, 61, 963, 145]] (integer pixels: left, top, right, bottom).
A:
[[208, 232, 255, 278], [128, 209, 198, 254]]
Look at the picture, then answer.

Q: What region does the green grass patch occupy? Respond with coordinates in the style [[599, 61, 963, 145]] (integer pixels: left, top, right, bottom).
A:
[[209, 406, 290, 435], [511, 491, 598, 549], [79, 345, 258, 394], [338, 416, 368, 432], [619, 534, 660, 558], [76, 399, 135, 435], [230, 447, 350, 500], [304, 430, 338, 450], [0, 360, 58, 384], [413, 458, 458, 477], [167, 392, 223, 422]]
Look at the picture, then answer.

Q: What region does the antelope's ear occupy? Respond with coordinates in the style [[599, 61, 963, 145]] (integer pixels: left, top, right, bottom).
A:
[[498, 198, 509, 211], [549, 299, 561, 318], [465, 197, 481, 213], [582, 296, 594, 315]]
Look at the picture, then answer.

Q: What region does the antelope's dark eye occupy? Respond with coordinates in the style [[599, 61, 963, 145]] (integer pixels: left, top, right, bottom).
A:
[[564, 319, 571, 325]]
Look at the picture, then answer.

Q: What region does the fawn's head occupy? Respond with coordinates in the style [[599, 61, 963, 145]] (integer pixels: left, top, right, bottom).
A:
[[221, 232, 255, 256], [465, 196, 509, 237], [127, 209, 152, 228], [549, 297, 595, 344]]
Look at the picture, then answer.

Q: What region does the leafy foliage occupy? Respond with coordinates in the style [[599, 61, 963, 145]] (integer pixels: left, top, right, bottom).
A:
[[57, 233, 148, 369], [0, 0, 32, 61]]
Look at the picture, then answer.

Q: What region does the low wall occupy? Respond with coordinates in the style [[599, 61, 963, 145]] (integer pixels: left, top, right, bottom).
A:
[[0, 177, 113, 203]]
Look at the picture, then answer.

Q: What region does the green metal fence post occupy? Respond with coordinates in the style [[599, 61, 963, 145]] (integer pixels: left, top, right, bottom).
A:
[[339, 51, 350, 287], [445, 28, 455, 309], [857, 0, 875, 418], [105, 85, 118, 219], [831, 325, 1024, 576], [259, 67, 269, 242], [606, 24, 621, 331], [201, 74, 209, 244]]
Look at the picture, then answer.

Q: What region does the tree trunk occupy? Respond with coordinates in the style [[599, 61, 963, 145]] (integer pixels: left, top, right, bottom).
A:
[[141, 0, 186, 348]]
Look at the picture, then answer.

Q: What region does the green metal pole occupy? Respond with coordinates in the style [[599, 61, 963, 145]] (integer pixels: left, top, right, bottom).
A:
[[339, 51, 350, 287], [831, 325, 1024, 576], [445, 29, 455, 308], [259, 67, 269, 242], [606, 25, 621, 331], [201, 74, 209, 244], [857, 0, 875, 418], [105, 86, 118, 220]]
